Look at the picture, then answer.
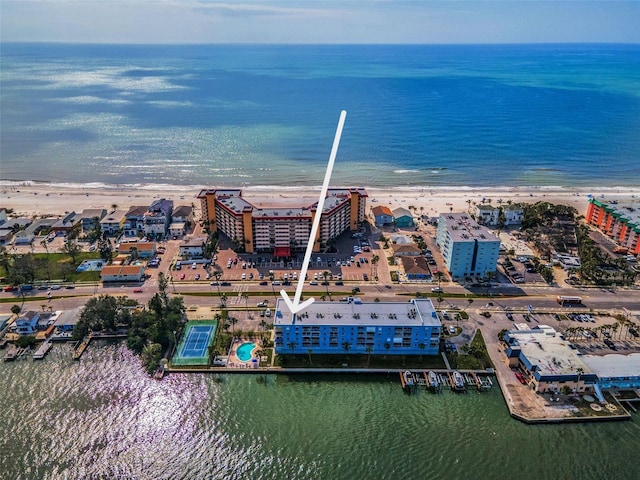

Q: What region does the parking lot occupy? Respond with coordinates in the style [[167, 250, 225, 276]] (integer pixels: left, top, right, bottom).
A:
[[168, 227, 379, 285]]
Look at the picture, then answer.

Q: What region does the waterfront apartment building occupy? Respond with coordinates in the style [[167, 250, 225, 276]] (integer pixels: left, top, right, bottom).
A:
[[585, 198, 640, 255], [198, 188, 367, 254], [436, 213, 500, 279], [274, 297, 441, 356]]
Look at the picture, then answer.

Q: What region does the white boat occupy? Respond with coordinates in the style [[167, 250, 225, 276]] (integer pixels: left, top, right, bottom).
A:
[[428, 371, 440, 389], [452, 371, 466, 391], [403, 370, 415, 387]]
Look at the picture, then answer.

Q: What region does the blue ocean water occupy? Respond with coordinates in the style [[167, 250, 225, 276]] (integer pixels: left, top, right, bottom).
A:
[[1, 43, 639, 188]]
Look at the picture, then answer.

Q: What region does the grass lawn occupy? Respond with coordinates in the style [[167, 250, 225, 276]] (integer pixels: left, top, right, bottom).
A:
[[278, 353, 447, 369], [0, 252, 102, 284]]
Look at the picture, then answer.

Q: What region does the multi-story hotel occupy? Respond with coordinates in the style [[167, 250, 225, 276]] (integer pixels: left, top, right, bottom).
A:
[[197, 188, 367, 254], [586, 198, 640, 255], [274, 297, 441, 356], [436, 213, 500, 279]]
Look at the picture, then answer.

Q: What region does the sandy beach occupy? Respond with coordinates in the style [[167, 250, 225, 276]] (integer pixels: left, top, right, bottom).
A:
[[2, 182, 640, 220]]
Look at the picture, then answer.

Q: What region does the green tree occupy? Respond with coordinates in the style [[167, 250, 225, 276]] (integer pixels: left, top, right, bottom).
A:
[[61, 239, 81, 263], [141, 342, 163, 374]]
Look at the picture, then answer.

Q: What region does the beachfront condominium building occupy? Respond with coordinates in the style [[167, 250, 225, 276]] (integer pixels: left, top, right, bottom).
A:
[[274, 297, 441, 356], [586, 198, 640, 255], [436, 213, 500, 279], [197, 188, 367, 254]]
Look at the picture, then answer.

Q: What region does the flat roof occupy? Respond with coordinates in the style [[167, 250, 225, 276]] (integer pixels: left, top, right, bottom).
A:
[[439, 212, 499, 243], [275, 298, 440, 327], [507, 328, 591, 376], [53, 308, 83, 327], [581, 353, 640, 379]]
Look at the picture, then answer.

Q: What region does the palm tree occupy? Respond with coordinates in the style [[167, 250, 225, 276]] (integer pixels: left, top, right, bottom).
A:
[[322, 270, 331, 298], [213, 271, 222, 298], [434, 270, 444, 291], [463, 298, 474, 312], [366, 345, 373, 366], [242, 292, 250, 319], [220, 293, 227, 309], [307, 349, 313, 366], [228, 316, 238, 337], [383, 342, 391, 359], [287, 341, 296, 353], [371, 254, 379, 281], [342, 341, 351, 355]]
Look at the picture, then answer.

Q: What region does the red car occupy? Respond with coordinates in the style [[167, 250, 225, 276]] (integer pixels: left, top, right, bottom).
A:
[[3, 286, 18, 292], [515, 372, 527, 384], [180, 273, 185, 280], [133, 288, 143, 293]]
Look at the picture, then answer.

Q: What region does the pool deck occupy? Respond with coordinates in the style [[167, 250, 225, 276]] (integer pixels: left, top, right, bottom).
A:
[[227, 338, 262, 368]]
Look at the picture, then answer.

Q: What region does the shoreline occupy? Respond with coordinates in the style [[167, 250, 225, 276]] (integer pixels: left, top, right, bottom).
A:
[[3, 179, 640, 218]]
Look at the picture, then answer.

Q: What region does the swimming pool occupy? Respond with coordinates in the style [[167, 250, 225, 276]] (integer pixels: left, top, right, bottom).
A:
[[236, 342, 256, 362]]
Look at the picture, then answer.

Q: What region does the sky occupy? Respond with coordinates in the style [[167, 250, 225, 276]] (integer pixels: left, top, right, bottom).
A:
[[1, 0, 639, 44]]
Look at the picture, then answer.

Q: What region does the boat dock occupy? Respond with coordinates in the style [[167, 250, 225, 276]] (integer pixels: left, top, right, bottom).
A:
[[33, 340, 53, 360], [3, 345, 30, 362], [398, 369, 494, 394], [72, 334, 92, 360]]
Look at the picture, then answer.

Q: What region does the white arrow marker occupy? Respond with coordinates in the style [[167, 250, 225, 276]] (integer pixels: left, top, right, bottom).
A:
[[280, 110, 347, 315]]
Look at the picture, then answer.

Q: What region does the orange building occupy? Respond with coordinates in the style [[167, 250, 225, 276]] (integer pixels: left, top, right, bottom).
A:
[[586, 198, 640, 255], [197, 188, 367, 254]]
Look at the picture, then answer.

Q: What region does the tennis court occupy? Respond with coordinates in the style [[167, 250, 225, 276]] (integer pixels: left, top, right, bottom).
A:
[[172, 320, 217, 366]]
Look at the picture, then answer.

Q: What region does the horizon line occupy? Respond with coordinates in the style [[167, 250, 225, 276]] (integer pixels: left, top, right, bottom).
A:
[[2, 41, 640, 47]]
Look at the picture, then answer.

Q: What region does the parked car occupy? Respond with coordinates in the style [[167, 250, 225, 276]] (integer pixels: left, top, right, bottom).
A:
[[221, 281, 231, 286], [133, 288, 143, 293], [195, 274, 201, 281], [180, 273, 185, 280]]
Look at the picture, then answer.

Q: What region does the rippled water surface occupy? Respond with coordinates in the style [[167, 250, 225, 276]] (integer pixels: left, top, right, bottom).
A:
[[1, 342, 638, 480]]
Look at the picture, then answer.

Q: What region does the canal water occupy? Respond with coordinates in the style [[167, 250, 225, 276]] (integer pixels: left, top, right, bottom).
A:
[[0, 342, 638, 480]]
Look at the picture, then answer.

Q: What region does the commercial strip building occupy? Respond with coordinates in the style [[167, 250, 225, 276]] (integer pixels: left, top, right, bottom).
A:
[[436, 213, 500, 279], [504, 326, 640, 394], [274, 297, 441, 356], [198, 188, 367, 255], [504, 326, 597, 395], [586, 198, 640, 255]]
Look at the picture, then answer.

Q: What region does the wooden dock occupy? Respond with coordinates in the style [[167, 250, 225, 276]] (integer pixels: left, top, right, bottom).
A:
[[3, 345, 18, 362], [33, 340, 53, 360], [72, 334, 92, 360]]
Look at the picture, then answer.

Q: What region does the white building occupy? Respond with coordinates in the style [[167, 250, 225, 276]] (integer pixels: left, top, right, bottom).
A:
[[475, 204, 524, 227], [179, 235, 208, 258], [436, 213, 500, 279]]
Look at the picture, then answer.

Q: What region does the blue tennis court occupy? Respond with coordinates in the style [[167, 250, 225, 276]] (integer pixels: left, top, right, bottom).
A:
[[172, 320, 218, 366], [180, 325, 214, 358]]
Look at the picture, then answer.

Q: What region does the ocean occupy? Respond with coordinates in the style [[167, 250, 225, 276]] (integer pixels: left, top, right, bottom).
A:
[[1, 342, 639, 480], [1, 43, 640, 189]]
